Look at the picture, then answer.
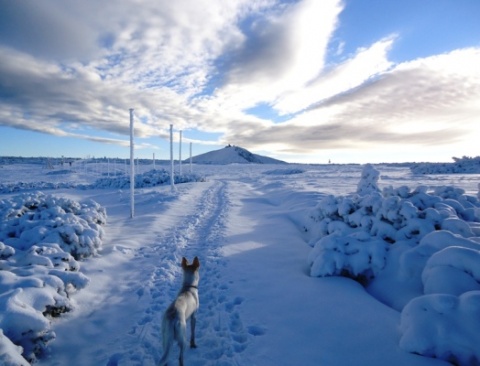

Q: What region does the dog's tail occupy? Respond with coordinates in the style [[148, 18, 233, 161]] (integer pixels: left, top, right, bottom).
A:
[[159, 306, 176, 366], [159, 305, 188, 365]]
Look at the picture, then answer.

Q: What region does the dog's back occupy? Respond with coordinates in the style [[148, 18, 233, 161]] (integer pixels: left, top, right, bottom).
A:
[[159, 257, 200, 366]]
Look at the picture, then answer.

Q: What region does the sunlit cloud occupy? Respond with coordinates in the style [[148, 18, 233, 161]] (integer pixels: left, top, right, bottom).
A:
[[273, 36, 395, 114], [219, 47, 480, 159]]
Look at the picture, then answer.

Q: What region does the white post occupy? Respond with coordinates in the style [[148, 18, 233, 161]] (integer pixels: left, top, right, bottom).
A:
[[129, 109, 135, 218], [189, 142, 193, 173], [179, 130, 182, 175], [170, 124, 175, 191], [153, 153, 155, 170]]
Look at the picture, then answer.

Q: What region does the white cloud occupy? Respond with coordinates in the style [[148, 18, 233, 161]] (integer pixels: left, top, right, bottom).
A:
[[274, 36, 395, 114], [211, 0, 344, 111], [216, 47, 480, 160]]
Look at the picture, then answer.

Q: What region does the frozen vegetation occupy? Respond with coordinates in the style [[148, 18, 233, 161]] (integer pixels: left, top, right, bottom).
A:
[[0, 168, 205, 194], [410, 156, 480, 174], [0, 193, 106, 363], [306, 164, 480, 364]]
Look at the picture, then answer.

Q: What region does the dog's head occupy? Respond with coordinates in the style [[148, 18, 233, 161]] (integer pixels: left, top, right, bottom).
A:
[[181, 256, 200, 285]]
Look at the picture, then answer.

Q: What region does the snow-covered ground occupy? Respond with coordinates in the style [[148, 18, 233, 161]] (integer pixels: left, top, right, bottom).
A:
[[0, 159, 479, 365]]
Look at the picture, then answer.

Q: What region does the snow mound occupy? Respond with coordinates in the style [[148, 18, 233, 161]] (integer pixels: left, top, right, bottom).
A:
[[0, 192, 106, 362], [410, 155, 480, 174], [400, 291, 480, 365], [305, 164, 480, 364]]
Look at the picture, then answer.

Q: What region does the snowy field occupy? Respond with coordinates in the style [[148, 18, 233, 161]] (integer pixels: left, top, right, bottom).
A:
[[1, 158, 479, 365]]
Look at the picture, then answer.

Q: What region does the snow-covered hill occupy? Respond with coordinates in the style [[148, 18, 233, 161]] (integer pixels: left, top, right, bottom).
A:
[[190, 145, 286, 165]]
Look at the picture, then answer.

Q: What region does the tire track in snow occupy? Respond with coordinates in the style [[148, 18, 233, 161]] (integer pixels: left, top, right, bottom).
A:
[[107, 180, 251, 365]]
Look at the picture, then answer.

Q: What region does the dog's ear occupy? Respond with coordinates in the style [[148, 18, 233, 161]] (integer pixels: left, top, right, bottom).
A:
[[192, 256, 200, 269], [181, 257, 188, 268]]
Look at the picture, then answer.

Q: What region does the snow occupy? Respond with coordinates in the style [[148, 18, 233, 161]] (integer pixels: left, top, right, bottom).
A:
[[0, 157, 479, 365]]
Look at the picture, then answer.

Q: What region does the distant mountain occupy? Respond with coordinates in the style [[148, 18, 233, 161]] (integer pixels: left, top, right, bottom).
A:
[[189, 145, 287, 165]]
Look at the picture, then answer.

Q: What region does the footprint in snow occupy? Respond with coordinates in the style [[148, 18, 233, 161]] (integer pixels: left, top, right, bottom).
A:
[[225, 296, 244, 313]]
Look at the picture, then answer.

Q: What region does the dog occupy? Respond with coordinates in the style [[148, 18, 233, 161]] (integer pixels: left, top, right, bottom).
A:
[[159, 256, 200, 366]]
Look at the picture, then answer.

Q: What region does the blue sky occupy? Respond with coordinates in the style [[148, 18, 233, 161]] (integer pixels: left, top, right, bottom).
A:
[[0, 0, 479, 163]]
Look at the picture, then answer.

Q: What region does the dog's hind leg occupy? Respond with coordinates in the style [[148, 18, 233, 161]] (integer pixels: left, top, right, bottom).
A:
[[190, 312, 197, 348], [176, 317, 187, 366]]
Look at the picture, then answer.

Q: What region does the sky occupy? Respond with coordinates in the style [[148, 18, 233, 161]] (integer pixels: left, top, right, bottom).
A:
[[0, 0, 479, 164]]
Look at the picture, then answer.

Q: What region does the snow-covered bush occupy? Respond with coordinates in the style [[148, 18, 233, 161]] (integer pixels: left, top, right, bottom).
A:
[[0, 169, 206, 194], [400, 291, 480, 365], [307, 165, 480, 283], [0, 329, 29, 366], [0, 181, 76, 194], [356, 163, 380, 196], [88, 169, 206, 190], [422, 245, 480, 296], [307, 232, 388, 281], [410, 155, 480, 174], [0, 192, 106, 362], [306, 164, 480, 365], [0, 192, 106, 259]]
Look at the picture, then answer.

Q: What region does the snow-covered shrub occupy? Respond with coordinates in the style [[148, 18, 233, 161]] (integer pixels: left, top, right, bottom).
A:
[[421, 246, 480, 296], [0, 329, 29, 366], [0, 287, 57, 362], [0, 242, 15, 260], [89, 169, 206, 189], [0, 169, 206, 194], [307, 164, 480, 283], [0, 192, 106, 362], [0, 192, 106, 259], [308, 231, 388, 281], [306, 164, 480, 365], [410, 155, 480, 174], [399, 230, 480, 281], [400, 291, 480, 365], [0, 181, 76, 194], [356, 163, 380, 196]]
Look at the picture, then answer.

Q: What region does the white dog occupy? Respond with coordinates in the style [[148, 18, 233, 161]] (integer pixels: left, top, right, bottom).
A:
[[159, 257, 200, 366]]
